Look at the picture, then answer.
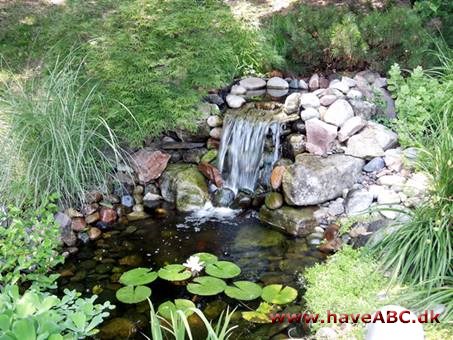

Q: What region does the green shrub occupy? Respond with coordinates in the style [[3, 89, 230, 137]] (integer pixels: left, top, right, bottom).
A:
[[0, 196, 64, 289], [265, 5, 433, 74], [0, 58, 126, 207], [303, 246, 393, 331], [0, 284, 114, 339]]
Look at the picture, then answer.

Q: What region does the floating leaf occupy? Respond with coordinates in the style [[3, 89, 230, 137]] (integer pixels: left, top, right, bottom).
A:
[[192, 252, 218, 265], [225, 281, 262, 301], [205, 261, 241, 279], [242, 302, 273, 323], [158, 299, 195, 320], [261, 284, 297, 305], [119, 268, 158, 286], [116, 285, 151, 304], [187, 277, 226, 296], [158, 264, 192, 281]]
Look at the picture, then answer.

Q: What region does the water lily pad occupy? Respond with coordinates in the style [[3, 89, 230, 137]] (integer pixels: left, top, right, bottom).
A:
[[158, 299, 195, 320], [192, 252, 218, 265], [261, 284, 297, 305], [242, 302, 273, 323], [119, 268, 158, 286], [205, 261, 241, 279], [225, 281, 262, 301], [187, 276, 226, 296], [116, 285, 151, 304], [158, 264, 192, 281]]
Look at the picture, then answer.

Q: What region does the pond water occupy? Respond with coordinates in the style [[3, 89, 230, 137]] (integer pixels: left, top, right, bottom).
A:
[[58, 207, 327, 339]]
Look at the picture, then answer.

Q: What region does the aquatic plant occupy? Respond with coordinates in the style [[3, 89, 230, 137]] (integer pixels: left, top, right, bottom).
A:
[[224, 281, 262, 301], [205, 261, 241, 279], [187, 277, 227, 296], [157, 299, 195, 320], [158, 264, 192, 282], [193, 253, 218, 265], [119, 268, 158, 286], [183, 256, 205, 275], [147, 300, 237, 340], [241, 302, 274, 324], [261, 284, 298, 305], [116, 285, 152, 304]]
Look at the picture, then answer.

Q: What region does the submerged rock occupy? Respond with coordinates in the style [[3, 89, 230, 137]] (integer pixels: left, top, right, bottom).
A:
[[160, 164, 210, 212], [100, 318, 137, 339], [282, 154, 364, 205], [259, 206, 317, 237]]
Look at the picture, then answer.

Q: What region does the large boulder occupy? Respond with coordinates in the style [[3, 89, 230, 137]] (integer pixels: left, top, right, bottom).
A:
[[131, 149, 171, 183], [346, 122, 398, 159], [259, 206, 317, 237], [160, 164, 209, 212], [282, 154, 364, 205], [305, 118, 337, 155]]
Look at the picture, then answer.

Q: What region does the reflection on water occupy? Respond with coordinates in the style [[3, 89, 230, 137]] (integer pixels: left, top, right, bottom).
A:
[[58, 208, 327, 339]]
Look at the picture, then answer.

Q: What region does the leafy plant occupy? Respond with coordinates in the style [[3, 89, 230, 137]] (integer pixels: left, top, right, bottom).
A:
[[0, 197, 63, 289], [205, 261, 241, 279], [224, 281, 262, 301], [0, 285, 114, 339], [187, 277, 227, 296], [261, 284, 298, 305], [0, 57, 128, 207]]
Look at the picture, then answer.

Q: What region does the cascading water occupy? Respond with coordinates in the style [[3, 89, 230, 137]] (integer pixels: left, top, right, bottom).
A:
[[218, 111, 282, 194]]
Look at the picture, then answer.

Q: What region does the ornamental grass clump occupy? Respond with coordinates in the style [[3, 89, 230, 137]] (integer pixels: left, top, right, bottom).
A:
[[0, 57, 127, 208]]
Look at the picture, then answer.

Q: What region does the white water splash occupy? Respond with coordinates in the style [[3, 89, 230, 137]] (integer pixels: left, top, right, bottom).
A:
[[176, 202, 240, 229]]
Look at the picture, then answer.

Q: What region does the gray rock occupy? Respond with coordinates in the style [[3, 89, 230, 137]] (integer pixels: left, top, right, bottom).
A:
[[286, 133, 306, 157], [300, 93, 320, 109], [267, 77, 289, 89], [323, 99, 354, 127], [363, 157, 385, 173], [377, 189, 401, 205], [305, 118, 337, 155], [230, 85, 247, 95], [374, 87, 396, 118], [259, 206, 317, 237], [209, 127, 223, 139], [300, 107, 320, 121], [160, 164, 209, 212], [347, 89, 363, 100], [377, 175, 406, 187], [267, 88, 288, 98], [284, 92, 301, 114], [205, 94, 225, 107], [384, 148, 403, 172], [338, 116, 367, 142], [212, 188, 235, 207], [346, 122, 398, 159], [182, 148, 206, 163], [320, 94, 338, 106], [316, 327, 338, 340], [289, 79, 308, 90], [328, 198, 345, 216], [121, 195, 135, 208], [282, 154, 364, 205], [226, 94, 245, 108], [329, 80, 350, 94], [349, 100, 377, 120], [345, 189, 374, 215], [207, 115, 223, 128], [309, 73, 320, 90], [341, 76, 357, 87], [239, 77, 266, 90], [373, 77, 387, 88]]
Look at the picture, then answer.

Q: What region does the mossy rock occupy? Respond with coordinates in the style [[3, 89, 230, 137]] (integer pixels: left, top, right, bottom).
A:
[[264, 192, 283, 210], [160, 164, 209, 212]]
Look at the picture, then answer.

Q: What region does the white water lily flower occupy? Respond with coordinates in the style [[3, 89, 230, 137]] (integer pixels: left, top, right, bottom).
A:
[[183, 255, 204, 275]]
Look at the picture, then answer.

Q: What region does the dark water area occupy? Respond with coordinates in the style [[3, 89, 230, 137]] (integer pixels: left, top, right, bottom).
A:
[[58, 208, 327, 339]]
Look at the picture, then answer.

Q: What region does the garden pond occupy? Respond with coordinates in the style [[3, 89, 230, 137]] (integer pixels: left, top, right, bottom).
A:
[[57, 206, 327, 339]]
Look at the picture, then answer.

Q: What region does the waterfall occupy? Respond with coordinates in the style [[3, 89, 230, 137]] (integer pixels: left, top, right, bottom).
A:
[[218, 114, 281, 194]]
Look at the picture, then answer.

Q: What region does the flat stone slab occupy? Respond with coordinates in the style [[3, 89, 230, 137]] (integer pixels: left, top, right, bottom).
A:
[[259, 206, 317, 237]]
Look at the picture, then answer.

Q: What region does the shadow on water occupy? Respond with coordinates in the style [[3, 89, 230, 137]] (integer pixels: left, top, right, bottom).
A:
[[58, 209, 327, 339]]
